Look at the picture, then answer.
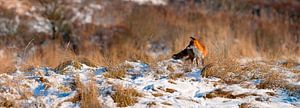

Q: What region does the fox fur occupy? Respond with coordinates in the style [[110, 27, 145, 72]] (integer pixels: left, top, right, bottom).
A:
[[172, 37, 207, 66]]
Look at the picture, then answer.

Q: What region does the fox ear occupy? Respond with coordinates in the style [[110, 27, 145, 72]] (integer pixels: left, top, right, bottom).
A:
[[190, 37, 195, 40]]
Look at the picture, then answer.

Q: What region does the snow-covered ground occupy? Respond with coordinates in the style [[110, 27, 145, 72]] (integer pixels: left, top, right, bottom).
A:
[[0, 59, 299, 108]]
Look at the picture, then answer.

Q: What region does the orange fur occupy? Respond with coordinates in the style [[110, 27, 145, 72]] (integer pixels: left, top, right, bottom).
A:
[[189, 37, 207, 66], [192, 38, 208, 58], [172, 36, 208, 67]]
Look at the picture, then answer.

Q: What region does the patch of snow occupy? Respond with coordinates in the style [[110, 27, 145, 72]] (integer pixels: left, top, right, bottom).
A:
[[60, 102, 80, 108], [71, 3, 102, 24], [89, 4, 102, 10], [125, 0, 167, 5], [186, 68, 202, 81], [0, 16, 20, 36], [29, 16, 52, 33]]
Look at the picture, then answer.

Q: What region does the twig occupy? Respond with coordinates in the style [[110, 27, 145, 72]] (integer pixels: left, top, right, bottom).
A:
[[17, 38, 34, 68], [23, 39, 34, 58]]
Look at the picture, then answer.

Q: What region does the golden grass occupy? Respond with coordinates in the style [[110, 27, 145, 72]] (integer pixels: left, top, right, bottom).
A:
[[111, 85, 142, 107], [239, 103, 252, 108], [257, 72, 288, 89], [0, 0, 298, 72], [168, 73, 184, 80], [201, 58, 295, 90], [0, 48, 16, 74], [280, 60, 300, 69], [20, 43, 76, 70], [62, 76, 102, 108], [80, 82, 102, 108], [204, 88, 260, 99], [165, 88, 177, 93], [0, 97, 15, 107], [152, 93, 164, 97], [0, 0, 298, 96], [103, 68, 126, 79]]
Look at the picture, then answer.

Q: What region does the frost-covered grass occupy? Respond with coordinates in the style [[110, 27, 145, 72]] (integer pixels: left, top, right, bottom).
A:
[[111, 84, 143, 107], [0, 59, 299, 107]]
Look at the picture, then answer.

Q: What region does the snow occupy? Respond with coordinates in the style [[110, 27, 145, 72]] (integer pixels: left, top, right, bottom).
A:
[[0, 16, 20, 36], [0, 59, 299, 108], [30, 19, 52, 33], [125, 0, 167, 5]]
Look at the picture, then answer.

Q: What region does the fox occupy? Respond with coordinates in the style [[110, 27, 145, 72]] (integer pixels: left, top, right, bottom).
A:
[[172, 37, 207, 67]]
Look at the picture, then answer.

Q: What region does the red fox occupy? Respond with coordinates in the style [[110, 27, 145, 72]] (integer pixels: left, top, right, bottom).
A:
[[172, 37, 207, 66]]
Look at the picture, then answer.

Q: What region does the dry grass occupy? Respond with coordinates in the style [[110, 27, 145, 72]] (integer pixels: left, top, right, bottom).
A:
[[257, 72, 288, 89], [63, 77, 102, 108], [0, 97, 15, 107], [165, 88, 177, 93], [79, 82, 102, 108], [239, 103, 253, 108], [146, 102, 157, 107], [0, 48, 16, 74], [201, 58, 293, 90], [168, 73, 184, 80], [161, 102, 172, 106], [55, 60, 82, 71], [0, 0, 298, 98], [20, 43, 77, 70], [204, 88, 260, 99], [111, 85, 142, 107], [103, 68, 126, 79], [202, 59, 246, 84], [0, 0, 298, 72], [152, 93, 164, 97]]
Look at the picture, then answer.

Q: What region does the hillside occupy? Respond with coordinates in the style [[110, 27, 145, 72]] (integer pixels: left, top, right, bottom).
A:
[[0, 59, 299, 107], [0, 0, 299, 107]]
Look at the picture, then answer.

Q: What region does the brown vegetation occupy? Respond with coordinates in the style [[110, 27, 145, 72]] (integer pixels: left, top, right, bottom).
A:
[[161, 102, 172, 106], [0, 0, 298, 73], [66, 77, 102, 108], [103, 68, 126, 79], [111, 85, 143, 107], [239, 103, 253, 108], [257, 72, 288, 89], [165, 88, 177, 93], [79, 82, 102, 108], [147, 101, 157, 107], [0, 97, 15, 107], [152, 93, 164, 97], [0, 1, 299, 105], [205, 88, 260, 99], [168, 73, 184, 80], [0, 48, 16, 74]]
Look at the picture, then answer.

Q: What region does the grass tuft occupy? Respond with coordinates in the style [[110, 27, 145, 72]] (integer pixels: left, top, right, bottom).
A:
[[103, 68, 126, 79], [111, 85, 142, 107]]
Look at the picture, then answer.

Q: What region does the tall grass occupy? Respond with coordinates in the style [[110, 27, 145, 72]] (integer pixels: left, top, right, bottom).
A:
[[0, 48, 17, 74], [0, 0, 299, 73]]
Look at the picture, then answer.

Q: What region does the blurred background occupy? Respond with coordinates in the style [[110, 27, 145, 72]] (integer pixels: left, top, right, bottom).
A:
[[0, 0, 299, 72]]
